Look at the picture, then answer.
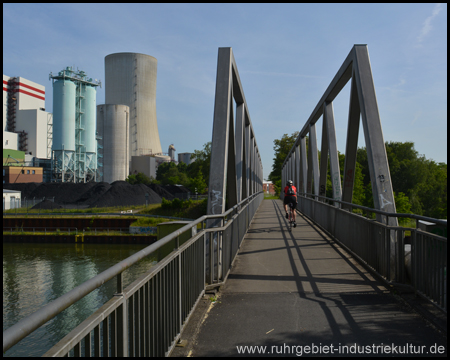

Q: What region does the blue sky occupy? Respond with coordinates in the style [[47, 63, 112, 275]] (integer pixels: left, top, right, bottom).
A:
[[3, 3, 447, 180]]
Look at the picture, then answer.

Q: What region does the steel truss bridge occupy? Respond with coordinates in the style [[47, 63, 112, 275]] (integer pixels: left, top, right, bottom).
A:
[[3, 45, 446, 357]]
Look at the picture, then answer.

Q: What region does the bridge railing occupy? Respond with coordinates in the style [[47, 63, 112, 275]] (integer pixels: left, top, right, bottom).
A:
[[3, 192, 263, 357], [297, 193, 447, 313]]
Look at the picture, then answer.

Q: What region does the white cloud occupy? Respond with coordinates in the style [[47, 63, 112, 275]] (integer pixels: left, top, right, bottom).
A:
[[416, 3, 443, 46]]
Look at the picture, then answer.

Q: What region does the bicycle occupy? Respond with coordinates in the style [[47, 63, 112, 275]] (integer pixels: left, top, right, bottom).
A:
[[288, 202, 296, 231]]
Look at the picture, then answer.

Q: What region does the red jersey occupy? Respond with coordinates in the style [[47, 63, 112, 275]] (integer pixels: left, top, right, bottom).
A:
[[284, 185, 297, 197]]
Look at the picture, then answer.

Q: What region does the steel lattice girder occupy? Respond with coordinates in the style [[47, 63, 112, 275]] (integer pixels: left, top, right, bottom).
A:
[[282, 45, 397, 226], [208, 47, 263, 216]]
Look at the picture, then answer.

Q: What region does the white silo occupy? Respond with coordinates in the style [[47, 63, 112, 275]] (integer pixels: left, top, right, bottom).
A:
[[105, 53, 162, 163], [96, 104, 130, 183]]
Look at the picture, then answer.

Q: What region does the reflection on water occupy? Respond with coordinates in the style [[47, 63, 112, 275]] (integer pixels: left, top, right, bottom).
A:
[[3, 242, 157, 357]]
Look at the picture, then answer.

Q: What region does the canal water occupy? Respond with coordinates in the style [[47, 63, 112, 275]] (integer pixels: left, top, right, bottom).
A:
[[3, 242, 157, 357]]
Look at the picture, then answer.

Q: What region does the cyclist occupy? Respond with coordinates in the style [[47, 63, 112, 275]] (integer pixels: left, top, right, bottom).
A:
[[283, 180, 297, 227]]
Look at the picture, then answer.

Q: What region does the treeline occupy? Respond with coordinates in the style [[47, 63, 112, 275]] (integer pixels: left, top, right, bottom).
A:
[[126, 142, 211, 194], [268, 132, 447, 220]]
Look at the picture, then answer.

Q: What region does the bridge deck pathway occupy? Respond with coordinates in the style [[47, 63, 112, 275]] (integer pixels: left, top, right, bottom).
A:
[[173, 199, 446, 357]]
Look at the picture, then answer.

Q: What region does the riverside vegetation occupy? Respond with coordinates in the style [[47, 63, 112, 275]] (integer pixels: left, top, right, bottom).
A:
[[4, 198, 208, 236], [268, 133, 447, 224]]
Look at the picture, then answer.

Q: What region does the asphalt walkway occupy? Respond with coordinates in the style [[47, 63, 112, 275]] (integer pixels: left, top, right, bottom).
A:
[[173, 199, 446, 357]]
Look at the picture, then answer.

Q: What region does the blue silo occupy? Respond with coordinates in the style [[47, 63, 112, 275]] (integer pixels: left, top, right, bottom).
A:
[[82, 84, 97, 173], [50, 68, 101, 182], [52, 78, 76, 152]]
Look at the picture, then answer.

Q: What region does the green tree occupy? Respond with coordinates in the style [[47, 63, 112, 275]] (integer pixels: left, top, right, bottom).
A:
[[190, 170, 207, 194], [187, 142, 211, 186], [156, 162, 178, 183], [385, 142, 427, 201], [324, 152, 365, 206], [273, 179, 282, 197], [126, 172, 153, 185], [416, 161, 447, 219], [156, 162, 192, 187], [153, 142, 212, 192], [136, 172, 152, 185], [394, 192, 412, 224], [126, 174, 137, 185], [268, 131, 299, 186], [358, 141, 446, 219]]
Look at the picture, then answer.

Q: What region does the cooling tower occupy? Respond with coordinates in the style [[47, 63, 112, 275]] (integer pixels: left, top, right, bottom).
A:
[[97, 104, 130, 183], [105, 53, 162, 161]]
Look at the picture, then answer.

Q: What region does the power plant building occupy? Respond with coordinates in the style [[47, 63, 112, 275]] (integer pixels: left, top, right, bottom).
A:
[[105, 53, 162, 161], [96, 104, 129, 183], [168, 144, 176, 161], [131, 154, 171, 180], [3, 75, 52, 160], [50, 67, 100, 183]]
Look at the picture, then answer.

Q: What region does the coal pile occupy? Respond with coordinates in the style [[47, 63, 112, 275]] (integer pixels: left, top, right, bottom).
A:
[[162, 185, 191, 195], [148, 184, 176, 201], [3, 181, 195, 209], [88, 181, 161, 208], [4, 182, 161, 208], [4, 182, 97, 203], [75, 182, 112, 205], [31, 199, 63, 210], [2, 182, 40, 199]]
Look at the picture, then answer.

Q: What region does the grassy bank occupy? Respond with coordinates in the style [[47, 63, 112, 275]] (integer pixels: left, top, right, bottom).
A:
[[264, 194, 279, 200], [139, 198, 208, 220], [3, 198, 208, 219]]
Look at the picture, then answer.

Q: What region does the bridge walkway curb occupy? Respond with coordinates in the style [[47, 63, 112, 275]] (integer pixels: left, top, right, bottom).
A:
[[172, 200, 446, 357]]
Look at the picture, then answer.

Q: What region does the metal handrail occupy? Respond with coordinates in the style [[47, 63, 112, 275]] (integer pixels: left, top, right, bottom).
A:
[[2, 191, 263, 354], [3, 227, 133, 235], [297, 192, 448, 227], [2, 217, 204, 352], [296, 193, 447, 313]]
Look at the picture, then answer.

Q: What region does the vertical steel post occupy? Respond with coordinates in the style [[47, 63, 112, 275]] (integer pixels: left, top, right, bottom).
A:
[[208, 48, 233, 217], [300, 136, 307, 195], [342, 74, 361, 209], [323, 101, 342, 204], [235, 104, 245, 203], [309, 123, 320, 198], [353, 46, 397, 222], [353, 45, 398, 278], [319, 111, 329, 200], [245, 124, 251, 199], [295, 145, 300, 199]]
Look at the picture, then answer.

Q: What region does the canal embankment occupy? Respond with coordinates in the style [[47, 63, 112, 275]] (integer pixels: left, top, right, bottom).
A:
[[3, 216, 157, 244]]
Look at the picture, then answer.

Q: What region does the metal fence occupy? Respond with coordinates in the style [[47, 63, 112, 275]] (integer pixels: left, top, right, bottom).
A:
[[3, 227, 131, 235], [3, 191, 263, 357], [3, 197, 57, 212], [297, 193, 447, 313], [171, 192, 208, 201]]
